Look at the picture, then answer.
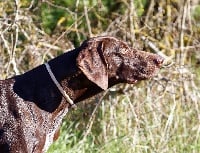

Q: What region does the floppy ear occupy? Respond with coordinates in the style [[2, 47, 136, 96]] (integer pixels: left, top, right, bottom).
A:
[[76, 41, 108, 90]]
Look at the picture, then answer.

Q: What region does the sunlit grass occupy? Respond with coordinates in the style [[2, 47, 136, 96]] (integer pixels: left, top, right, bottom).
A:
[[1, 1, 200, 153], [48, 65, 200, 153]]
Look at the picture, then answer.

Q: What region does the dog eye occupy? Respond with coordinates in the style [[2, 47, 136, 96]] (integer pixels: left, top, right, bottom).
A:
[[119, 48, 128, 54]]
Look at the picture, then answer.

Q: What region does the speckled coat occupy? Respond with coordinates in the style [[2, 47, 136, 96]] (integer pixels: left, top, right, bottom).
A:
[[0, 36, 163, 153]]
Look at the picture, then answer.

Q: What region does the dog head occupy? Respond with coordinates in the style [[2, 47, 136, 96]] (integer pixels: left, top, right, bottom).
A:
[[77, 36, 164, 90]]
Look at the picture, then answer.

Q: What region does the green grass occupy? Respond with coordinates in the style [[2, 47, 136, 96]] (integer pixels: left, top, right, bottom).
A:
[[1, 1, 200, 153], [48, 67, 200, 153]]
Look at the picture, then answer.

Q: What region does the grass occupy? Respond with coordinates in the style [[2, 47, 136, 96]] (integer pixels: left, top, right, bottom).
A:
[[47, 64, 200, 153], [1, 1, 200, 153]]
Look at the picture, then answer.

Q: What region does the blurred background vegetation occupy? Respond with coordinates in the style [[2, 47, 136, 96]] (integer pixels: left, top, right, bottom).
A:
[[1, 0, 200, 152]]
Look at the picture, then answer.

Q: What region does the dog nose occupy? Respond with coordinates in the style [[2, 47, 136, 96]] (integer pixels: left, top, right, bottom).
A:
[[153, 56, 164, 66]]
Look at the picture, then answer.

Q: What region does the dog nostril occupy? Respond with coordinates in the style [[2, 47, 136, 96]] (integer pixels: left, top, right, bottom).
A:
[[153, 56, 164, 66]]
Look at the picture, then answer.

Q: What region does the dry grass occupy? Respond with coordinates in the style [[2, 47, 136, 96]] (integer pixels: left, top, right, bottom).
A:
[[1, 0, 200, 152], [48, 63, 200, 153]]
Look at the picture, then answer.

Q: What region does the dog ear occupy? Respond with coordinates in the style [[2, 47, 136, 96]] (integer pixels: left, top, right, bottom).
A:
[[77, 41, 108, 90]]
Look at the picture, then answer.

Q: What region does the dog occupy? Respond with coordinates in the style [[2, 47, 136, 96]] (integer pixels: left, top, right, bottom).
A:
[[0, 36, 164, 153]]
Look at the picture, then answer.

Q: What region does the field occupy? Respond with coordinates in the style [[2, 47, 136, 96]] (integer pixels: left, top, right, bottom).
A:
[[1, 1, 200, 153]]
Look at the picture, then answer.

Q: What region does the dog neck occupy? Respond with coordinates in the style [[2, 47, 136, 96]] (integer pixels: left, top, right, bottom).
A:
[[13, 49, 107, 112]]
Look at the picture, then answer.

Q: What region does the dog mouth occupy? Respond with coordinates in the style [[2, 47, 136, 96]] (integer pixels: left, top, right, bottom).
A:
[[116, 54, 164, 84], [126, 79, 138, 84]]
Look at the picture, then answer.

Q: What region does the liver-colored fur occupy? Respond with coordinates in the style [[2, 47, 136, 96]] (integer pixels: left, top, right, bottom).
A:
[[0, 36, 163, 153]]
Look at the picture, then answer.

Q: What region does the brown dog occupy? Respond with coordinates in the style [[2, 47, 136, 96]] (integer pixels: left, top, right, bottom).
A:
[[0, 36, 163, 153]]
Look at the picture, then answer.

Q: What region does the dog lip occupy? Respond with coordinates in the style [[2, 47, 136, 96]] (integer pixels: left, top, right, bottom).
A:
[[127, 79, 138, 84]]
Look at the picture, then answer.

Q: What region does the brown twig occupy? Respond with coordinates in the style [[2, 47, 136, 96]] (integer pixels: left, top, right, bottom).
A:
[[83, 0, 93, 37], [78, 90, 109, 145]]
